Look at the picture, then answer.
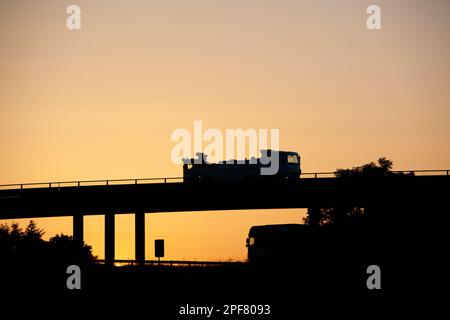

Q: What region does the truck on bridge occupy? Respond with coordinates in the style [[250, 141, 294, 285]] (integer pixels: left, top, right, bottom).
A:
[[183, 150, 301, 182]]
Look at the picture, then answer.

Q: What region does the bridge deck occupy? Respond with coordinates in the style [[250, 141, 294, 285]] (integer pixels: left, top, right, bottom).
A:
[[1, 172, 448, 265], [0, 174, 448, 219]]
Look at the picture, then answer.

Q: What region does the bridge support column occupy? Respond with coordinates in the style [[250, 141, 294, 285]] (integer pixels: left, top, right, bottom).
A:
[[105, 212, 115, 265], [135, 211, 145, 265], [73, 213, 84, 249]]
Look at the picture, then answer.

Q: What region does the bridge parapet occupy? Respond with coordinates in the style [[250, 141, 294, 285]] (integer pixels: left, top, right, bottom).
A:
[[0, 169, 448, 191]]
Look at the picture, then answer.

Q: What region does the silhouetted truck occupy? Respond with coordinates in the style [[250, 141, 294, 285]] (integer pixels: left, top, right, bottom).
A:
[[183, 150, 301, 182], [246, 224, 316, 263]]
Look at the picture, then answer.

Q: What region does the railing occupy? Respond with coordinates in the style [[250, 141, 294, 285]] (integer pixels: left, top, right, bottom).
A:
[[0, 170, 448, 191], [95, 259, 244, 267], [301, 169, 450, 179], [0, 177, 184, 190]]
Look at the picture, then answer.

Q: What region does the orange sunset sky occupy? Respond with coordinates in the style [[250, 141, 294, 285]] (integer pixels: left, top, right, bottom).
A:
[[1, 0, 449, 261]]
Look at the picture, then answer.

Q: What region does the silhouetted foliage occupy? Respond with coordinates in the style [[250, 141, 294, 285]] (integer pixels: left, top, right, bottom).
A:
[[304, 157, 399, 226], [335, 157, 395, 178], [24, 220, 45, 241], [0, 220, 96, 264], [48, 233, 96, 262]]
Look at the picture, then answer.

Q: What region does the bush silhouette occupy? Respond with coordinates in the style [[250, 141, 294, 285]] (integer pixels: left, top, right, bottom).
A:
[[304, 157, 400, 227], [0, 220, 96, 264]]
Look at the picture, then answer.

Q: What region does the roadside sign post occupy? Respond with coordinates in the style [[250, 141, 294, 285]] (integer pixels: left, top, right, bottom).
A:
[[155, 239, 164, 264]]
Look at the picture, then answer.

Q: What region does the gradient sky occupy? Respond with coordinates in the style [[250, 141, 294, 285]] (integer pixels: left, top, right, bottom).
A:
[[1, 0, 449, 261]]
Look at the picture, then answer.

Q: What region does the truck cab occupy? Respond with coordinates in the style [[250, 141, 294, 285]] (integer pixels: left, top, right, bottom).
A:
[[246, 224, 314, 263]]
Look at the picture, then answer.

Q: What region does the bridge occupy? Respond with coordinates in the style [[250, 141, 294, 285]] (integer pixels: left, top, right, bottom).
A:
[[1, 170, 448, 265]]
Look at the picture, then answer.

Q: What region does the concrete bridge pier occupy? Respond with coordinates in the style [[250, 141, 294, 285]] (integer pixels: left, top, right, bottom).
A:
[[94, 211, 146, 266], [135, 211, 145, 265], [105, 212, 115, 265], [73, 213, 84, 249]]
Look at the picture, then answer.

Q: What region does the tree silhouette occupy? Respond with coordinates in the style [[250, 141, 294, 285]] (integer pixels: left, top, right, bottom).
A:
[[335, 157, 395, 178], [304, 157, 399, 227], [48, 233, 96, 262], [24, 220, 45, 242], [0, 220, 96, 264]]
